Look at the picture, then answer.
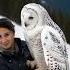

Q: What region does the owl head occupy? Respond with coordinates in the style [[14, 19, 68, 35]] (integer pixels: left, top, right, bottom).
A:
[[21, 3, 50, 30]]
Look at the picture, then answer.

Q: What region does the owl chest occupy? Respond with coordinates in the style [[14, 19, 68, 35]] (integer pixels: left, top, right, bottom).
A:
[[28, 33, 42, 48]]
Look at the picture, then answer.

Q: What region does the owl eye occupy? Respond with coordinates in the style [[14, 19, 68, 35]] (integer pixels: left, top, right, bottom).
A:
[[28, 16, 34, 19]]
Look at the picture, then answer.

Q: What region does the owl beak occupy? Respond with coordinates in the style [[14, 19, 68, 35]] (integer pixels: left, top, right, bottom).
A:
[[24, 22, 29, 27]]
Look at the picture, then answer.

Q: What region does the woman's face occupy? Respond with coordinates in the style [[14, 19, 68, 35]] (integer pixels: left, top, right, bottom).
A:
[[0, 27, 15, 50]]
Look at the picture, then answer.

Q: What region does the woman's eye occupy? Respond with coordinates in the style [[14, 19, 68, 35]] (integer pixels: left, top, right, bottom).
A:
[[5, 33, 9, 37], [0, 35, 1, 38]]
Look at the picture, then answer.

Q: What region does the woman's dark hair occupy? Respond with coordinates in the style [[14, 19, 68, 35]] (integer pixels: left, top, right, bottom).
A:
[[0, 18, 15, 33]]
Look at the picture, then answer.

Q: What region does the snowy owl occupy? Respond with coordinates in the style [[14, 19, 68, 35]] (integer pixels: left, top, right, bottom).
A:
[[0, 15, 25, 40], [21, 3, 69, 70]]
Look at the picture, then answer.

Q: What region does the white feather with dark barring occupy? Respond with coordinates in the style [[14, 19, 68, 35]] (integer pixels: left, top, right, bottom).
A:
[[21, 3, 69, 70]]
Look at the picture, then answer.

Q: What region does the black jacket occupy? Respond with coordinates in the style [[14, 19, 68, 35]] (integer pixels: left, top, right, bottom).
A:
[[0, 38, 33, 70]]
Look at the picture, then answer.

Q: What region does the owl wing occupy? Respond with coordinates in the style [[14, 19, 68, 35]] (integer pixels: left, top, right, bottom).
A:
[[41, 26, 68, 70], [66, 43, 70, 70]]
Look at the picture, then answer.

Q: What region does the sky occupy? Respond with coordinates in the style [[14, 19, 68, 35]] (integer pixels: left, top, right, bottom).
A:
[[39, 0, 70, 15]]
